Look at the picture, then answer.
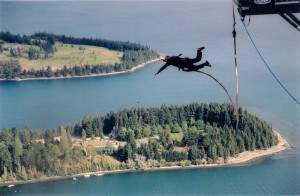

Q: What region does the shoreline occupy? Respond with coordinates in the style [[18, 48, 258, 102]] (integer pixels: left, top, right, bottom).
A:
[[0, 58, 161, 82], [0, 130, 290, 188]]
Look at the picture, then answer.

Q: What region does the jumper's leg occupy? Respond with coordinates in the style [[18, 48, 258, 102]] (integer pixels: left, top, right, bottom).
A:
[[191, 61, 211, 71], [183, 47, 204, 64]]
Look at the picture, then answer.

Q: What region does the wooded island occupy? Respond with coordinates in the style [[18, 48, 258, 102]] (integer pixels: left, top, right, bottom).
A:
[[0, 103, 287, 185]]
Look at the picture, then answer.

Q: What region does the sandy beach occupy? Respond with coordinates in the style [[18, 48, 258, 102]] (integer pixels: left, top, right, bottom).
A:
[[0, 58, 161, 82], [0, 130, 290, 187], [226, 130, 289, 165]]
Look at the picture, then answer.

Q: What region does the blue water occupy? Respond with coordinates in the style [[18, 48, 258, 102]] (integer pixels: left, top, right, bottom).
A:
[[0, 1, 299, 195]]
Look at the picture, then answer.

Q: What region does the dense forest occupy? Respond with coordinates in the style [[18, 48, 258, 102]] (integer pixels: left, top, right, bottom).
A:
[[0, 103, 278, 183], [0, 31, 160, 79]]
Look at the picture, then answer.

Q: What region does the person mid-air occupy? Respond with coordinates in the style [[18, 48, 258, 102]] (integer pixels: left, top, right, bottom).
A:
[[155, 47, 211, 75]]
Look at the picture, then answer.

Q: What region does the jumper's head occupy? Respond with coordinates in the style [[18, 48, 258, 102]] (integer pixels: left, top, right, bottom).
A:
[[161, 56, 170, 62]]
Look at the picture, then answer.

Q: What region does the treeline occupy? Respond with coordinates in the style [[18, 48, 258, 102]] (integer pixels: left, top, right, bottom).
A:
[[0, 31, 148, 52], [74, 103, 278, 163], [0, 103, 278, 183], [0, 31, 160, 79], [1, 32, 55, 60], [0, 57, 157, 79], [0, 126, 118, 183], [0, 61, 22, 79], [33, 32, 150, 52]]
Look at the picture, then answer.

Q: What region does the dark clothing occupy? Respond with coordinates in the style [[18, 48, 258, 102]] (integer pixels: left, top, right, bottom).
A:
[[182, 49, 202, 65], [156, 49, 208, 75]]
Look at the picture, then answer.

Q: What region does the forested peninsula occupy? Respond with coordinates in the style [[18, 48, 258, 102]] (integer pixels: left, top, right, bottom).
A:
[[0, 103, 289, 185], [0, 31, 160, 80]]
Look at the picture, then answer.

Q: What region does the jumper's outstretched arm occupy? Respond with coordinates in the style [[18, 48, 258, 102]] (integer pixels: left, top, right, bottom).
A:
[[155, 63, 170, 75]]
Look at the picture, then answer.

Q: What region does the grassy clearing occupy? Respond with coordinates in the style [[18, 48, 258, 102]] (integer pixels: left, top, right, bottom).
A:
[[98, 155, 121, 166], [91, 155, 121, 167], [170, 132, 184, 141], [85, 139, 125, 149], [86, 140, 108, 148], [136, 138, 150, 146], [173, 146, 188, 152], [0, 43, 122, 70]]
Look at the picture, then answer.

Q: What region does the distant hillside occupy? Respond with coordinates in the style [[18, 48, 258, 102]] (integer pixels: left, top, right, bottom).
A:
[[0, 31, 160, 79]]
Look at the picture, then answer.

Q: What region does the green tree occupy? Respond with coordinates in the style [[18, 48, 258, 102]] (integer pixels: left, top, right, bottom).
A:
[[82, 129, 87, 141], [195, 120, 205, 130], [44, 129, 55, 144], [0, 129, 14, 146], [0, 142, 12, 173], [188, 145, 199, 164], [181, 121, 188, 131], [28, 47, 37, 60], [14, 135, 23, 157], [66, 126, 73, 148], [1, 166, 8, 181], [10, 48, 16, 57], [124, 144, 133, 160], [171, 123, 182, 133], [17, 46, 21, 56], [41, 143, 61, 173], [159, 127, 172, 149], [59, 126, 70, 155], [118, 127, 128, 141], [134, 127, 143, 139], [31, 130, 42, 140], [11, 135, 23, 171], [20, 127, 31, 146], [182, 129, 200, 147], [143, 126, 151, 137], [127, 130, 137, 153], [46, 66, 54, 77], [210, 145, 218, 163], [21, 165, 27, 181]]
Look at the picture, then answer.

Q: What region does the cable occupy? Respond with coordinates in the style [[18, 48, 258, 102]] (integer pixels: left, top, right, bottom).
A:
[[232, 3, 239, 131], [241, 20, 300, 105]]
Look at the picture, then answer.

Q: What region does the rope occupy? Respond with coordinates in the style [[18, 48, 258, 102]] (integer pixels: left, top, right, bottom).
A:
[[181, 69, 234, 105], [232, 3, 239, 131], [241, 20, 300, 105], [195, 70, 234, 106], [242, 16, 251, 27]]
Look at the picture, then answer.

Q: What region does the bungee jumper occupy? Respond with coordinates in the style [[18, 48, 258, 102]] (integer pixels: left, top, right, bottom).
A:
[[155, 47, 211, 75], [155, 47, 234, 106], [155, 0, 300, 132]]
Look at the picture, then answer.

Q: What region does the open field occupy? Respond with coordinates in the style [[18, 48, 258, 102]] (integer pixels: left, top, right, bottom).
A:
[[0, 43, 122, 70]]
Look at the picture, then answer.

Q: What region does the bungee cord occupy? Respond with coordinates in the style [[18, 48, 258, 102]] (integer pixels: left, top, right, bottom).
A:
[[195, 70, 234, 106], [179, 69, 234, 106]]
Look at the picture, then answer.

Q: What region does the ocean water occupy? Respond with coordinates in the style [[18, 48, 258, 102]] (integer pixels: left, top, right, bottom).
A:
[[0, 1, 299, 195]]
